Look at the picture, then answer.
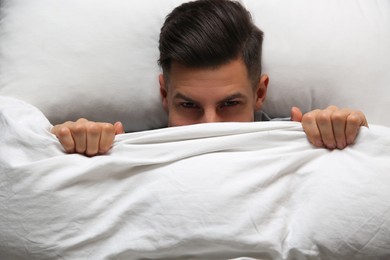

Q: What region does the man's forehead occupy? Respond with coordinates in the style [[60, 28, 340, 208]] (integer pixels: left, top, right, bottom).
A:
[[167, 59, 251, 89]]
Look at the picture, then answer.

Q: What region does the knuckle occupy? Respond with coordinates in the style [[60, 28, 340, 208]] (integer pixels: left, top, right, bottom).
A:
[[86, 123, 100, 135], [57, 127, 71, 138], [317, 111, 330, 124], [62, 121, 74, 126], [76, 118, 88, 123], [73, 124, 86, 134], [331, 111, 344, 123], [62, 121, 72, 126], [327, 105, 339, 111], [347, 114, 361, 126], [101, 123, 115, 134], [302, 112, 316, 123]]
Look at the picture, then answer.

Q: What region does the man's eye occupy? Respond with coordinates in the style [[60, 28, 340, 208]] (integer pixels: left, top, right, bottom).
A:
[[221, 100, 240, 108], [181, 102, 198, 109]]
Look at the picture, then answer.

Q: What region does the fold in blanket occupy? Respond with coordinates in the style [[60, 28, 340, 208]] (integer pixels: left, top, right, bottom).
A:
[[1, 96, 390, 260]]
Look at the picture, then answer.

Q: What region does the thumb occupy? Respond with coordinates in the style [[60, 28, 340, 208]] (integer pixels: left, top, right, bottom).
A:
[[114, 121, 124, 134], [291, 106, 303, 122]]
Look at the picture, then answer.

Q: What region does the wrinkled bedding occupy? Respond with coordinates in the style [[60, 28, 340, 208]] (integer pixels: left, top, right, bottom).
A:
[[1, 96, 390, 260]]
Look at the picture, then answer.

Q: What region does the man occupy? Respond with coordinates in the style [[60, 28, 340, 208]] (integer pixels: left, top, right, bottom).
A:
[[51, 0, 368, 156]]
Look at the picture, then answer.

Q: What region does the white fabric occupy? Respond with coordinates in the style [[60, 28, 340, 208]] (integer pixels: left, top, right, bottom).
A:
[[246, 0, 390, 124], [1, 96, 390, 260], [0, 0, 389, 131]]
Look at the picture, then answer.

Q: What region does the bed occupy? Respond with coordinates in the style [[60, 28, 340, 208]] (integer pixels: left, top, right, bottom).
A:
[[1, 0, 390, 259]]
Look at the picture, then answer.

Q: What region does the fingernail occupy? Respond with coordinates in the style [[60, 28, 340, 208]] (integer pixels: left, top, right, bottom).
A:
[[337, 142, 346, 149], [326, 143, 336, 149]]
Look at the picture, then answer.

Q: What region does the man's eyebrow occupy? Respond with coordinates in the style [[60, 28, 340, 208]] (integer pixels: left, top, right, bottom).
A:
[[173, 93, 197, 102], [218, 93, 247, 103], [173, 92, 247, 103]]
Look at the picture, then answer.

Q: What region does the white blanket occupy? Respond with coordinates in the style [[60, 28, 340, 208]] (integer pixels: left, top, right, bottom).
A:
[[1, 96, 390, 260]]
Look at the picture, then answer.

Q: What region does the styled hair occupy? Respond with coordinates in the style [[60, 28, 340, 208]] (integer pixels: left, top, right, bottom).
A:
[[158, 0, 264, 86]]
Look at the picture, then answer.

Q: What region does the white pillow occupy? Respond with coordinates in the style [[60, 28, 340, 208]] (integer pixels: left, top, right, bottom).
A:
[[244, 0, 390, 125], [0, 0, 186, 132], [0, 0, 389, 130]]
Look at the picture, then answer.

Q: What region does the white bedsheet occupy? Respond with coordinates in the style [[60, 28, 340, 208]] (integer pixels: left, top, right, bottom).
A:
[[1, 96, 390, 260]]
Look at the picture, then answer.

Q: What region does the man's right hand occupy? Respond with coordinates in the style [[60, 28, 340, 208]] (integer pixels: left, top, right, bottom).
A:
[[51, 118, 124, 156]]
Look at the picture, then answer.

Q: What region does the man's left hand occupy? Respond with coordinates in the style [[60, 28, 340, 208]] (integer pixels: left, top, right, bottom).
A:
[[291, 106, 368, 149]]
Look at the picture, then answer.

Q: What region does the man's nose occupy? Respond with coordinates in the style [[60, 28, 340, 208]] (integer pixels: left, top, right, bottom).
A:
[[200, 109, 221, 123]]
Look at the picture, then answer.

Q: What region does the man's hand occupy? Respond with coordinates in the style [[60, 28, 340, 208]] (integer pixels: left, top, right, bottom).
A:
[[291, 106, 368, 149], [51, 118, 124, 156]]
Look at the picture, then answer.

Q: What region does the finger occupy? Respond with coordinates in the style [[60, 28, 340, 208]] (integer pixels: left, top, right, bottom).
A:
[[114, 121, 124, 134], [316, 110, 336, 149], [345, 111, 367, 145], [51, 121, 74, 133], [53, 126, 76, 153], [85, 123, 102, 156], [301, 110, 324, 147], [70, 123, 87, 154], [331, 109, 348, 149], [76, 118, 89, 123], [99, 123, 116, 154], [325, 105, 339, 112], [290, 107, 303, 122]]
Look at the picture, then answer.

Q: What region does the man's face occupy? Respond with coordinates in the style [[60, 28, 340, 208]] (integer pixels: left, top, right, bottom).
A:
[[159, 58, 269, 127]]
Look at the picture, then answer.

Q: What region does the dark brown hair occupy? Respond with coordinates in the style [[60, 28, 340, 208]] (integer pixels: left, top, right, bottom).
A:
[[158, 0, 264, 85]]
